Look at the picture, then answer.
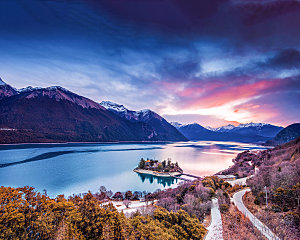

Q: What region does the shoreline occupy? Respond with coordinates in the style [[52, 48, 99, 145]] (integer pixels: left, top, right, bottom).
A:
[[133, 168, 182, 177], [0, 140, 266, 147], [0, 140, 180, 147]]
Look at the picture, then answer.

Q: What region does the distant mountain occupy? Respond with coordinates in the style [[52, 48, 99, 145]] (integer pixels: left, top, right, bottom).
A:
[[172, 122, 283, 143], [266, 123, 300, 145], [207, 124, 235, 132], [100, 101, 186, 141], [211, 123, 283, 138], [0, 79, 186, 143], [174, 123, 216, 141]]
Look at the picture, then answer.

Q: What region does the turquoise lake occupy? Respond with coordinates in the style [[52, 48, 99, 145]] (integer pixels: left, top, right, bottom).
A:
[[0, 141, 266, 197]]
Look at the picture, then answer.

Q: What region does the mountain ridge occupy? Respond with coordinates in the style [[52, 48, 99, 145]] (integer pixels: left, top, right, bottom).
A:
[[0, 79, 186, 143]]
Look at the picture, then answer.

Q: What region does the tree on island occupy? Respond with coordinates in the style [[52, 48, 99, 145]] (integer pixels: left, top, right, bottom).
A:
[[138, 158, 145, 168], [167, 158, 171, 167], [157, 163, 163, 171]]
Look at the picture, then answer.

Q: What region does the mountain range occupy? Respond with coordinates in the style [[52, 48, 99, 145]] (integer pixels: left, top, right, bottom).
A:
[[171, 122, 283, 143], [1, 78, 298, 145], [0, 78, 186, 143]]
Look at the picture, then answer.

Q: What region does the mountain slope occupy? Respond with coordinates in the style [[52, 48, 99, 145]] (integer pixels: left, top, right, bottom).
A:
[[266, 123, 300, 145], [0, 80, 186, 143], [100, 101, 186, 141]]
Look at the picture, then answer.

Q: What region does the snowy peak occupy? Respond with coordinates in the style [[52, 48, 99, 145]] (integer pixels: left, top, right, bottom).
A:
[[236, 122, 269, 128], [100, 101, 161, 122], [207, 123, 277, 132], [171, 122, 207, 130], [170, 122, 183, 129], [0, 77, 6, 86], [100, 101, 127, 112], [208, 124, 236, 132], [18, 86, 42, 93]]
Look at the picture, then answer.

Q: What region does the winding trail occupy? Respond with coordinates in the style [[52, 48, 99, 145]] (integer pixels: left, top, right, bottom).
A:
[[233, 189, 280, 240], [205, 198, 223, 240]]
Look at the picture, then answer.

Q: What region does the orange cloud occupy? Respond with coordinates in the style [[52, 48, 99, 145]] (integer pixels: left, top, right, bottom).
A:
[[182, 78, 284, 109]]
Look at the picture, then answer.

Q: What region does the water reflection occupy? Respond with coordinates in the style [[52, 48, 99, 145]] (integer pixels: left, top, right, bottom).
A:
[[0, 141, 266, 197], [136, 172, 180, 187]]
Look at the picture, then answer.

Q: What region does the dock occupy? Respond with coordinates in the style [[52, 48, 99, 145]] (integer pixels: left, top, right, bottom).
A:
[[173, 176, 192, 181], [173, 173, 203, 182], [181, 173, 203, 180]]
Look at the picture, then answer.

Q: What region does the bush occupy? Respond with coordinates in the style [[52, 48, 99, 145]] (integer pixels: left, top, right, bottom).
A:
[[254, 197, 260, 205], [220, 203, 229, 213], [271, 205, 281, 213], [284, 212, 300, 226]]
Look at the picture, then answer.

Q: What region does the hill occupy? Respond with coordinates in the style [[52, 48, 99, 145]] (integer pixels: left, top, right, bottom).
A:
[[266, 123, 300, 145]]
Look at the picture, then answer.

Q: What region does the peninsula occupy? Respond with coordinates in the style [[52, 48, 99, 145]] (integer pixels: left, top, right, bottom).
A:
[[134, 158, 183, 177]]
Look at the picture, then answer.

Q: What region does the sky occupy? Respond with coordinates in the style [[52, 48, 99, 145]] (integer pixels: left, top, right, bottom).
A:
[[0, 0, 300, 127]]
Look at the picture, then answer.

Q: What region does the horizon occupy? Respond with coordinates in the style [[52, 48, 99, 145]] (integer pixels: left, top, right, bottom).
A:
[[0, 1, 300, 127]]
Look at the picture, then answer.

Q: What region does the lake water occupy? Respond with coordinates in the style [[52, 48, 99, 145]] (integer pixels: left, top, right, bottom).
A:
[[0, 141, 266, 197]]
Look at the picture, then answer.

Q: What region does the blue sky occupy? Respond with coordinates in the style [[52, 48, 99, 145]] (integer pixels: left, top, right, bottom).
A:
[[0, 0, 300, 127]]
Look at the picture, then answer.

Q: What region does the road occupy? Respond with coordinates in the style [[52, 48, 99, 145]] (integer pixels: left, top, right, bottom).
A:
[[233, 189, 280, 240], [205, 198, 223, 240]]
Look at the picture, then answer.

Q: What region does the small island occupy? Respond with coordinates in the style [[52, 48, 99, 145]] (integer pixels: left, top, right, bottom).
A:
[[134, 158, 183, 177]]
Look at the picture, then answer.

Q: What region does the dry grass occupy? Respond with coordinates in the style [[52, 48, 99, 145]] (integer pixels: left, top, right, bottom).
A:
[[243, 192, 300, 240], [221, 203, 267, 240]]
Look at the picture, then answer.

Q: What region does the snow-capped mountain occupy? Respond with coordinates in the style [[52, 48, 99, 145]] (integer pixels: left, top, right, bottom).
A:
[[235, 122, 269, 128], [100, 101, 186, 141], [22, 86, 104, 110], [0, 78, 186, 143], [173, 121, 283, 143], [208, 124, 236, 132], [170, 122, 183, 129]]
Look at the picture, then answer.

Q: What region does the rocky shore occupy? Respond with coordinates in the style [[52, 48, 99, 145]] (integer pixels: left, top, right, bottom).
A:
[[133, 168, 182, 177]]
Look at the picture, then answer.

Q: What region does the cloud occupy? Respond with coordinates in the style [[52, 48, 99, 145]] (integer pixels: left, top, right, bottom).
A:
[[233, 0, 300, 24], [263, 49, 300, 69]]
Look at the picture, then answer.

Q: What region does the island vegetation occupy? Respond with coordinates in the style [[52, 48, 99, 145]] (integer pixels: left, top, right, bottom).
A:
[[134, 158, 183, 177]]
